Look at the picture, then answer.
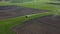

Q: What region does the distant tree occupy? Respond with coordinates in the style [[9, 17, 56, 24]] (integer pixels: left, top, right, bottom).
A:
[[58, 0, 60, 1], [11, 0, 32, 3], [0, 0, 2, 1], [5, 0, 9, 1]]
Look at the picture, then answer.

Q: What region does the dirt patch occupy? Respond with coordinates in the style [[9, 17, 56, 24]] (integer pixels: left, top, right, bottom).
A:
[[0, 6, 50, 20], [13, 15, 60, 34]]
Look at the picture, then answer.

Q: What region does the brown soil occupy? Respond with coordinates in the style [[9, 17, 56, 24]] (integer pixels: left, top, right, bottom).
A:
[[13, 15, 60, 34], [0, 6, 49, 20]]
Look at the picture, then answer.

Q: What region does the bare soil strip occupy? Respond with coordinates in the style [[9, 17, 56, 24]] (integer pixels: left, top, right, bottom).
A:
[[0, 6, 50, 20], [13, 15, 60, 34]]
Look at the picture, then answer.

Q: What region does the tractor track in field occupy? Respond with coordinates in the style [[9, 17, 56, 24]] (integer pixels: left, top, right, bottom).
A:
[[13, 15, 60, 34], [0, 6, 49, 20], [1, 6, 59, 34], [1, 5, 60, 34]]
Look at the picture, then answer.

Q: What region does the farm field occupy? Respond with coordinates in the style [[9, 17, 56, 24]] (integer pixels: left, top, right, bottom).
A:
[[0, 0, 60, 34]]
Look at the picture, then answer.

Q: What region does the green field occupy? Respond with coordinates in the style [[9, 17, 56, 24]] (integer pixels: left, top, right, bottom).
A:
[[0, 0, 60, 34]]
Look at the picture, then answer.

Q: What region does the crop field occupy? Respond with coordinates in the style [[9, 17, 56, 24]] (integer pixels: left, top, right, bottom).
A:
[[0, 0, 60, 34]]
